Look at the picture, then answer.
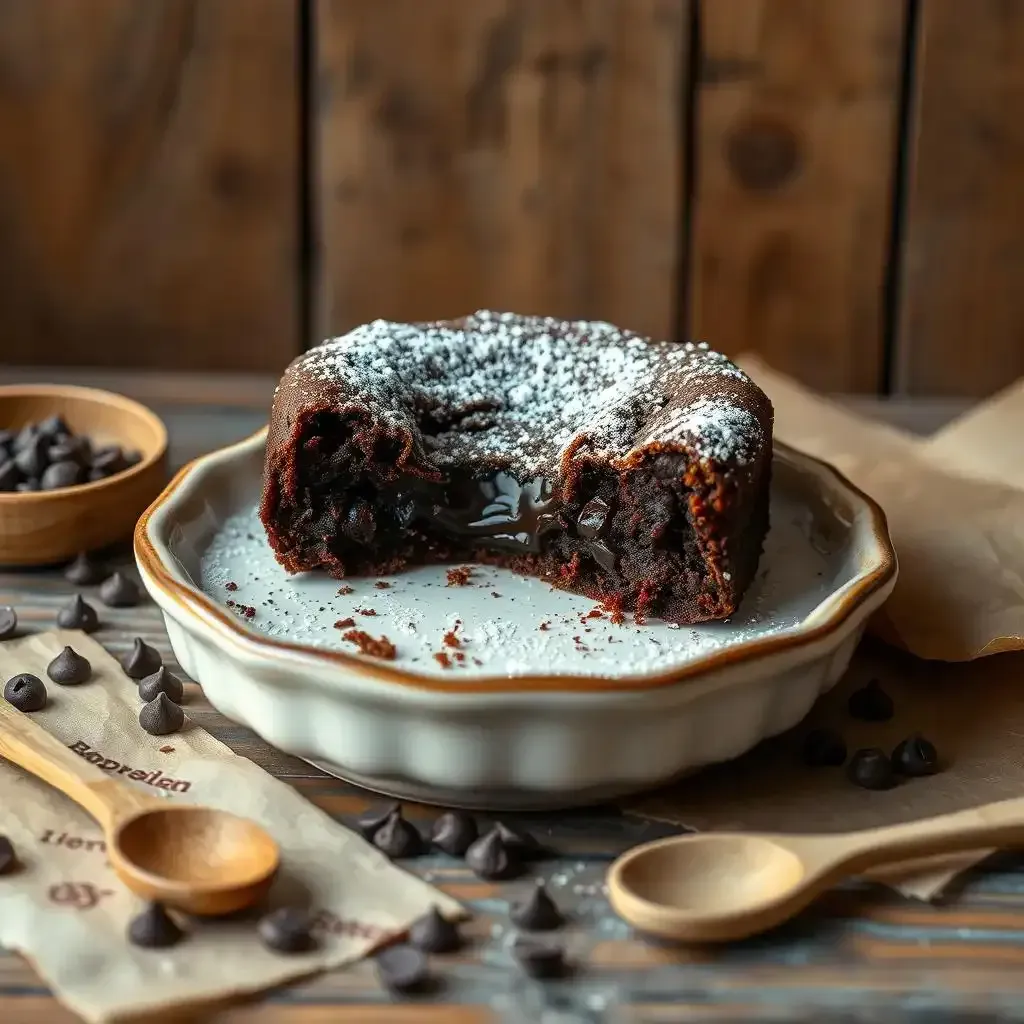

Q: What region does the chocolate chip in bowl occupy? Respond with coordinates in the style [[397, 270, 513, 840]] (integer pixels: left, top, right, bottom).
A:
[[0, 385, 167, 567]]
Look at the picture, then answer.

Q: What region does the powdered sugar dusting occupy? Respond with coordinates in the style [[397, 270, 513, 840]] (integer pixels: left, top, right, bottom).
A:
[[287, 311, 766, 473]]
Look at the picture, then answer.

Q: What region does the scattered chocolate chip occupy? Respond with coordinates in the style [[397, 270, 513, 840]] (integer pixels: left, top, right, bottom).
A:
[[64, 552, 108, 586], [4, 673, 46, 712], [258, 907, 316, 953], [495, 821, 544, 859], [138, 666, 184, 704], [848, 680, 894, 722], [46, 646, 92, 685], [36, 414, 69, 438], [847, 747, 897, 790], [128, 902, 184, 948], [375, 944, 431, 993], [430, 810, 478, 856], [355, 801, 400, 841], [139, 692, 185, 736], [465, 826, 520, 880], [121, 637, 162, 679], [408, 905, 461, 953], [99, 571, 141, 608], [892, 734, 940, 777], [510, 882, 563, 931], [801, 728, 847, 767], [372, 808, 423, 858], [56, 594, 100, 633], [0, 606, 16, 640], [512, 937, 567, 979], [0, 836, 15, 874], [0, 460, 17, 492]]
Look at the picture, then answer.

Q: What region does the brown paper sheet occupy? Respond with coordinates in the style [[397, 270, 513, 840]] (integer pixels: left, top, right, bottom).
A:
[[0, 631, 462, 1024], [627, 642, 1024, 899], [738, 355, 1024, 661], [626, 364, 1024, 899]]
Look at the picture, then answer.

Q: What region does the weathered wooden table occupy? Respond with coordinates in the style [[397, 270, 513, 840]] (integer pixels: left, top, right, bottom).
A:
[[3, 374, 1023, 1023]]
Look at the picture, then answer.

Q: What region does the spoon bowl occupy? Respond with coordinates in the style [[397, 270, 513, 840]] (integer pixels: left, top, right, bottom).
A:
[[111, 805, 279, 915], [608, 796, 1024, 943]]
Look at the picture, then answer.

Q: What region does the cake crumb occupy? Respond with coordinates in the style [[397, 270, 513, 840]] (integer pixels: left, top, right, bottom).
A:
[[342, 630, 397, 660], [374, 581, 391, 589], [337, 585, 354, 595], [454, 651, 466, 663], [539, 621, 550, 631], [586, 608, 603, 619], [225, 581, 238, 592], [433, 652, 452, 668], [159, 745, 175, 754], [446, 566, 474, 587], [491, 592, 501, 598], [442, 627, 461, 649], [334, 617, 356, 629], [355, 607, 377, 616]]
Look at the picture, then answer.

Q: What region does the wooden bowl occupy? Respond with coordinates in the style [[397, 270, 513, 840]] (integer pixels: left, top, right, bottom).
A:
[[0, 385, 168, 566]]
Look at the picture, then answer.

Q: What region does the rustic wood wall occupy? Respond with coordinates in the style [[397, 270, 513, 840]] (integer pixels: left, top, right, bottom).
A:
[[0, 0, 1022, 396]]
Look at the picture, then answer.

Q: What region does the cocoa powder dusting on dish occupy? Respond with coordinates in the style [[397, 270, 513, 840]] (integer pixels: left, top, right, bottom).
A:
[[445, 566, 473, 587], [342, 630, 397, 660], [334, 617, 356, 629]]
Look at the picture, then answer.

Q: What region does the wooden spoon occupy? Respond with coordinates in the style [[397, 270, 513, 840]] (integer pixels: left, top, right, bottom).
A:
[[0, 700, 279, 915], [608, 797, 1024, 943]]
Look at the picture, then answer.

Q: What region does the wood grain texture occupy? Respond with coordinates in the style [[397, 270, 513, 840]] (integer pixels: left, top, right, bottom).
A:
[[0, 0, 299, 372], [688, 0, 906, 392], [894, 0, 1024, 396], [315, 0, 686, 342]]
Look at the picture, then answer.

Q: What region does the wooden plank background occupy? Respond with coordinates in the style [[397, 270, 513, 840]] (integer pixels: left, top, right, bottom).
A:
[[0, 0, 1021, 396]]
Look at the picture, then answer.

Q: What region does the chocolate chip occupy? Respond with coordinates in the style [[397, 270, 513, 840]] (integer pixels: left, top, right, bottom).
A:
[[257, 907, 316, 953], [56, 594, 100, 633], [511, 937, 567, 979], [139, 692, 184, 736], [99, 571, 141, 608], [64, 552, 108, 586], [430, 810, 478, 856], [892, 734, 940, 777], [355, 801, 400, 840], [848, 680, 894, 722], [801, 728, 847, 767], [13, 423, 40, 452], [0, 460, 17, 492], [36, 414, 69, 439], [46, 646, 92, 685], [510, 882, 563, 931], [121, 637, 162, 679], [375, 944, 431, 993], [0, 605, 16, 640], [577, 497, 611, 539], [91, 445, 126, 475], [0, 836, 16, 874], [372, 808, 423, 858], [14, 435, 49, 478], [138, 666, 184, 704], [87, 468, 107, 483], [128, 902, 184, 948], [847, 748, 897, 790], [495, 821, 543, 859], [4, 673, 46, 712], [408, 905, 461, 953], [0, 428, 13, 450], [15, 480, 38, 492], [124, 449, 142, 467], [40, 459, 83, 490], [465, 826, 520, 880]]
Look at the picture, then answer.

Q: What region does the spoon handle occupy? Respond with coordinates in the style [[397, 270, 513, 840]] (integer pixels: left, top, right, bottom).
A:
[[0, 700, 161, 831], [811, 795, 1024, 878]]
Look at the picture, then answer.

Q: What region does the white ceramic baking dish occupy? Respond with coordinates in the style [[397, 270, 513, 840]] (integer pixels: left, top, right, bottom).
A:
[[135, 429, 896, 809]]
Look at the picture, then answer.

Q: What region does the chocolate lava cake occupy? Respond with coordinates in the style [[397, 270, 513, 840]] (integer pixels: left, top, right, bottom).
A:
[[259, 311, 774, 624]]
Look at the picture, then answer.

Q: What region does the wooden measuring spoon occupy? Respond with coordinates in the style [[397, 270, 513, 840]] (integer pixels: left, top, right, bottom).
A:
[[608, 796, 1024, 943], [0, 700, 279, 915]]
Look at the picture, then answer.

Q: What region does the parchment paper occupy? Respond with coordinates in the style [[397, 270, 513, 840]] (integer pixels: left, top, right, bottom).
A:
[[0, 631, 462, 1023], [626, 363, 1024, 899]]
